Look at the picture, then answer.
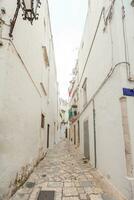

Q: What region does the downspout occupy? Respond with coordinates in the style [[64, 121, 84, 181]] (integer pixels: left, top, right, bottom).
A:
[[121, 2, 133, 81], [0, 18, 3, 46], [92, 100, 97, 168]]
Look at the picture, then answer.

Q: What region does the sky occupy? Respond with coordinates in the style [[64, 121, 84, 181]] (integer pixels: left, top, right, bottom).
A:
[[48, 0, 88, 100]]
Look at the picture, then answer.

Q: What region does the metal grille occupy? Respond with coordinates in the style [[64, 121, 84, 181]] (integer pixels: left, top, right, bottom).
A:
[[37, 191, 55, 200]]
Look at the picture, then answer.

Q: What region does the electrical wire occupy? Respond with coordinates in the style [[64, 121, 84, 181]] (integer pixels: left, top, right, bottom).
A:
[[73, 0, 134, 118], [78, 61, 132, 118], [1, 37, 41, 97], [121, 0, 131, 78], [109, 23, 114, 68], [78, 7, 105, 88], [0, 19, 10, 27]]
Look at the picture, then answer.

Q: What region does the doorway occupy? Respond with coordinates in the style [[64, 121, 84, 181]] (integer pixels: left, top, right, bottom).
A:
[[84, 120, 90, 159], [54, 122, 56, 144], [47, 124, 50, 148], [78, 120, 80, 145], [65, 128, 68, 138], [74, 125, 76, 145]]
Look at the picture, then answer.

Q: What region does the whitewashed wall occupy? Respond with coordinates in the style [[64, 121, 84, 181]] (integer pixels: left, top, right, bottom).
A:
[[0, 0, 58, 199], [77, 0, 134, 199]]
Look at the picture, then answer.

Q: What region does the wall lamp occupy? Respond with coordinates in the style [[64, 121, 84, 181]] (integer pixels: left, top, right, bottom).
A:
[[131, 0, 134, 7], [9, 0, 41, 37]]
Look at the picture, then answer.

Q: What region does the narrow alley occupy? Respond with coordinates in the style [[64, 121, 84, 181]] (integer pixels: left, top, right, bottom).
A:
[[1, 0, 134, 200], [10, 140, 114, 200]]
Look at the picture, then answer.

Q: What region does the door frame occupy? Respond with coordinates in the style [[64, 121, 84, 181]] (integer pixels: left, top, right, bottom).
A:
[[78, 120, 80, 146], [47, 124, 50, 148], [74, 125, 76, 145], [83, 119, 90, 159]]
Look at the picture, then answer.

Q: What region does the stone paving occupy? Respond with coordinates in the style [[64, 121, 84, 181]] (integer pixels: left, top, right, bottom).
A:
[[10, 140, 114, 200]]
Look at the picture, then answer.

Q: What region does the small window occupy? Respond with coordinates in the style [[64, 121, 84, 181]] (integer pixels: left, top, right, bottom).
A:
[[41, 114, 45, 128], [74, 111, 77, 116], [42, 46, 49, 67], [81, 41, 84, 49], [44, 18, 46, 28], [82, 78, 87, 107]]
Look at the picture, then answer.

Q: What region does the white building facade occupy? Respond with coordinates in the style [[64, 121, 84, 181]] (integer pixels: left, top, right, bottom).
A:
[[0, 1, 58, 199], [68, 65, 80, 146], [70, 0, 134, 199], [58, 98, 69, 140]]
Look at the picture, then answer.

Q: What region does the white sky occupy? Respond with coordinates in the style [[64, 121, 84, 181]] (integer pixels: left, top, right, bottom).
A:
[[48, 0, 88, 100]]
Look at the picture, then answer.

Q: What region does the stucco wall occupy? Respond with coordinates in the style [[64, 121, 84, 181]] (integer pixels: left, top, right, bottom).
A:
[[94, 68, 130, 198], [77, 0, 134, 199], [0, 0, 58, 199]]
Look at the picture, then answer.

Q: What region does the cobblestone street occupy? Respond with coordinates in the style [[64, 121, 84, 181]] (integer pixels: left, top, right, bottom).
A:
[[11, 140, 114, 200]]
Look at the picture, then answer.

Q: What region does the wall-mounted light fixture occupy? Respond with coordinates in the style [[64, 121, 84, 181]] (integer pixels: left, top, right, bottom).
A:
[[0, 7, 6, 46], [21, 0, 41, 23], [131, 0, 134, 7], [9, 0, 41, 37]]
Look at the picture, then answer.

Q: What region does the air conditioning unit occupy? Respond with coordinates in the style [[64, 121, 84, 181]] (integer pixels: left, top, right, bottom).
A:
[[131, 0, 134, 7]]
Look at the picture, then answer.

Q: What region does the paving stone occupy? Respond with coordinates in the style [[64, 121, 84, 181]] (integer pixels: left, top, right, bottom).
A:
[[102, 193, 115, 200], [16, 188, 32, 194], [38, 182, 48, 189], [29, 189, 40, 200], [89, 194, 103, 200], [75, 182, 81, 187], [84, 187, 92, 194], [25, 182, 35, 189], [79, 193, 88, 200], [63, 187, 78, 196], [63, 197, 80, 200], [55, 198, 62, 200], [64, 182, 75, 187], [91, 188, 103, 195], [85, 187, 103, 196], [55, 192, 62, 198], [80, 181, 93, 187], [10, 141, 112, 200], [47, 182, 63, 188], [11, 194, 30, 200], [76, 187, 85, 194]]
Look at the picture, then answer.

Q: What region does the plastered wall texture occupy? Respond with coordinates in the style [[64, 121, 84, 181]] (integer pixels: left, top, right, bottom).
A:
[[0, 0, 58, 199], [69, 0, 134, 199]]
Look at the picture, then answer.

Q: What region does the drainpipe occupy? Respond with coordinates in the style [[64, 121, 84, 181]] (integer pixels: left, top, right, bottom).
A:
[[93, 100, 97, 168], [0, 13, 3, 46]]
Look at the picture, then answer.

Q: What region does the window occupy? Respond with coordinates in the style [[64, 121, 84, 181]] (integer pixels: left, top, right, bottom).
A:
[[74, 110, 77, 116], [81, 41, 84, 49], [41, 114, 45, 128], [42, 46, 49, 67], [44, 18, 46, 31], [82, 78, 87, 107]]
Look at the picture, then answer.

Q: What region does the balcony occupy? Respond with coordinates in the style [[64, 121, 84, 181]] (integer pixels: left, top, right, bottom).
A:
[[69, 105, 78, 123]]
